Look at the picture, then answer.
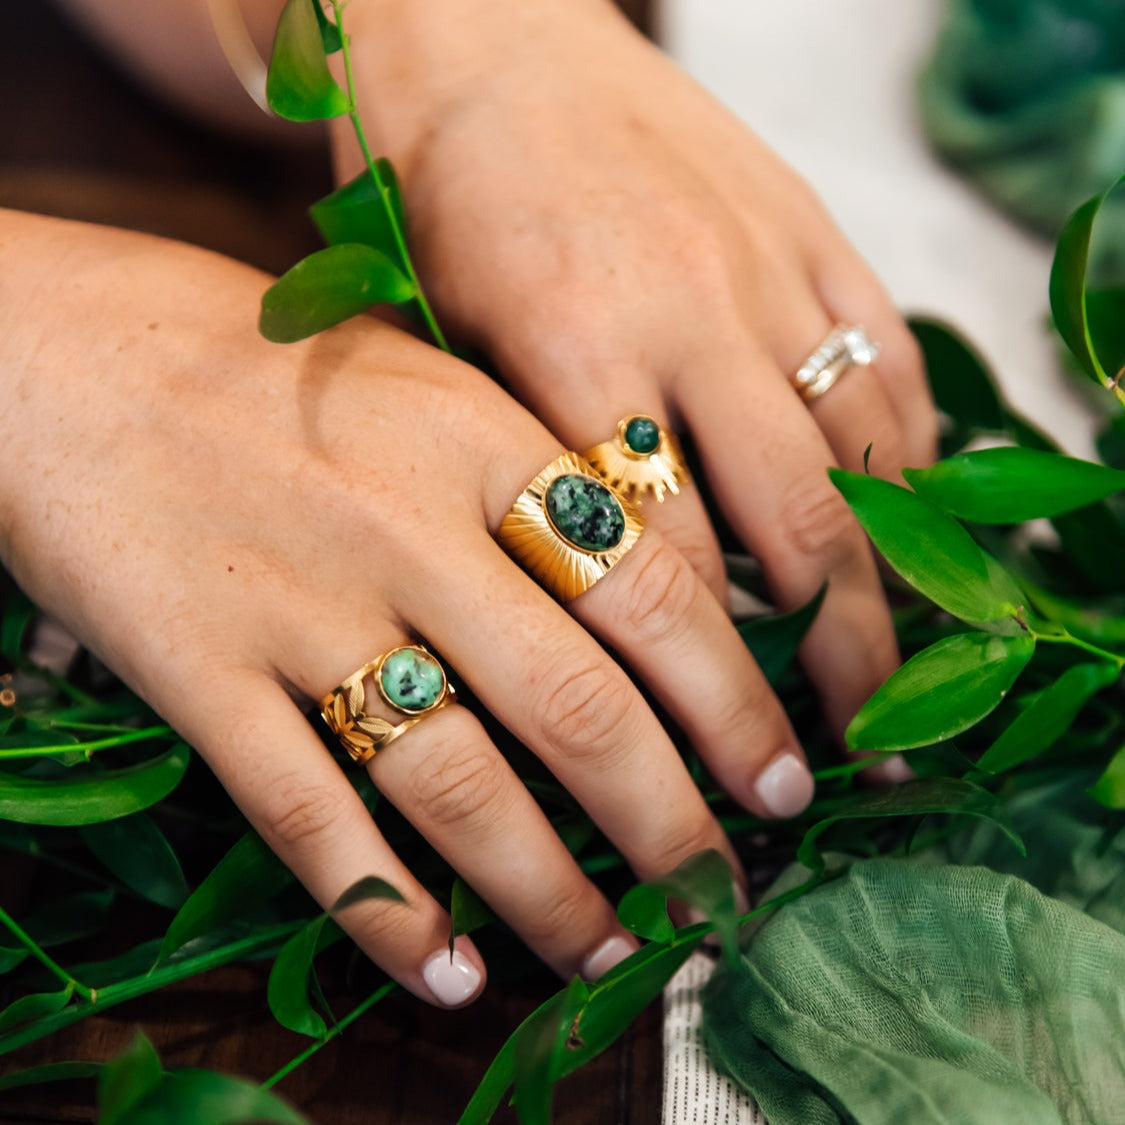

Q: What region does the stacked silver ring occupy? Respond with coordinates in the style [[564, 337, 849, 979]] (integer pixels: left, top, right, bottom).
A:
[[791, 324, 879, 403]]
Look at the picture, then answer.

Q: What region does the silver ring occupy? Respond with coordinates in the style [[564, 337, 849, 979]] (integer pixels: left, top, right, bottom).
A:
[[791, 324, 879, 402]]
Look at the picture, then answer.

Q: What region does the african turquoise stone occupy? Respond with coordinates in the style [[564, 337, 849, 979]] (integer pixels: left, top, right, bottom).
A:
[[380, 647, 445, 712], [623, 415, 660, 455], [545, 474, 626, 552]]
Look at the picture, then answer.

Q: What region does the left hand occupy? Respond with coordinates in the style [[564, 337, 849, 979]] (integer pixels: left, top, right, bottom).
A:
[[336, 0, 938, 742]]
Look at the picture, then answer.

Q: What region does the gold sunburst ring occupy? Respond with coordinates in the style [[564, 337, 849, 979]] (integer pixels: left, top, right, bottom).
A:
[[498, 452, 644, 602], [320, 644, 457, 764], [584, 414, 689, 503]]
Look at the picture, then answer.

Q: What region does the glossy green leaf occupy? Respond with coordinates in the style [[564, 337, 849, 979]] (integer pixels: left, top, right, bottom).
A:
[[159, 832, 293, 963], [976, 662, 1120, 774], [310, 163, 407, 256], [830, 469, 1023, 626], [0, 983, 73, 1033], [331, 874, 404, 912], [1089, 744, 1125, 809], [904, 448, 1125, 523], [617, 850, 739, 966], [20, 889, 115, 949], [1096, 413, 1125, 471], [99, 1030, 163, 1125], [113, 1069, 311, 1125], [266, 0, 348, 122], [80, 813, 188, 909], [847, 632, 1035, 752], [797, 778, 1024, 875], [0, 1060, 102, 1091], [310, 0, 342, 53], [1049, 177, 1125, 389], [0, 945, 27, 973], [737, 586, 825, 684], [1086, 288, 1125, 383], [450, 878, 496, 947], [259, 244, 415, 343], [0, 743, 189, 826], [267, 915, 340, 1039], [512, 976, 590, 1125]]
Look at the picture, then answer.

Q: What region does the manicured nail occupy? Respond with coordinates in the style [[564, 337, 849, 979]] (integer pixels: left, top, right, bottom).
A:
[[581, 935, 638, 981], [754, 752, 815, 818], [865, 754, 914, 784], [422, 949, 482, 1008]]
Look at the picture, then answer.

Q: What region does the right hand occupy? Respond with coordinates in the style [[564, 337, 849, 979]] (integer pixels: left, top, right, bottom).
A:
[[0, 210, 813, 1006]]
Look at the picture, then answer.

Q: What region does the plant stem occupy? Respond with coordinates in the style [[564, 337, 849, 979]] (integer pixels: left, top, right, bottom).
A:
[[330, 1, 450, 353], [0, 904, 93, 1003], [1032, 628, 1125, 668], [0, 724, 174, 760], [261, 980, 397, 1089]]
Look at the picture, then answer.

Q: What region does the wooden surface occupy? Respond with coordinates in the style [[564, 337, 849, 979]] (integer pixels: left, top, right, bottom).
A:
[[0, 2, 661, 1122]]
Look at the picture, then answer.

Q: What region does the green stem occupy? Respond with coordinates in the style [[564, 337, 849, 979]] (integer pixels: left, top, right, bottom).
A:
[[330, 1, 450, 354], [0, 921, 300, 1057], [1032, 628, 1125, 668], [0, 724, 174, 760], [0, 904, 93, 1003], [261, 980, 397, 1090]]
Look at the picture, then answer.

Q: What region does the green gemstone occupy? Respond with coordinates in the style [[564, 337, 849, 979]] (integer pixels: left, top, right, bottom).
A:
[[380, 647, 445, 712], [545, 474, 626, 552], [623, 416, 660, 455]]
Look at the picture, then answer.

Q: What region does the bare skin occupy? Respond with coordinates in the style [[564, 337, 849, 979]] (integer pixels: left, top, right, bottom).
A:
[[4, 0, 936, 1005]]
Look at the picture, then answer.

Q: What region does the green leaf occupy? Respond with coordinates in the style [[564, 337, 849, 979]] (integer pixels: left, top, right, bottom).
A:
[[0, 983, 73, 1033], [617, 850, 739, 966], [310, 0, 342, 53], [847, 632, 1036, 752], [310, 163, 407, 257], [1049, 177, 1125, 389], [266, 0, 349, 122], [0, 743, 189, 826], [797, 778, 1024, 875], [829, 469, 1023, 626], [331, 874, 405, 912], [80, 813, 188, 909], [260, 244, 416, 343], [20, 889, 115, 949], [904, 448, 1125, 523], [267, 915, 340, 1039], [159, 832, 293, 963], [737, 586, 825, 684], [976, 662, 1120, 774], [0, 587, 36, 662], [512, 976, 590, 1125], [112, 1069, 311, 1125], [1052, 501, 1125, 596], [450, 878, 496, 950], [0, 1060, 102, 1092], [99, 1031, 163, 1125], [1089, 744, 1125, 809]]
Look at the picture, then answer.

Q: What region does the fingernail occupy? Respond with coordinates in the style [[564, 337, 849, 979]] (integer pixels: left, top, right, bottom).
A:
[[754, 752, 815, 818], [865, 754, 914, 784], [422, 949, 482, 1008], [581, 935, 638, 980]]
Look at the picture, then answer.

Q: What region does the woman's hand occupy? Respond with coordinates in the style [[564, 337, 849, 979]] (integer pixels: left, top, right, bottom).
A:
[[338, 0, 939, 741], [0, 210, 815, 1005]]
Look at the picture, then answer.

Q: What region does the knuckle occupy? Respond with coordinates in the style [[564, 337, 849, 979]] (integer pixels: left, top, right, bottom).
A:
[[777, 476, 866, 573], [519, 879, 598, 947], [534, 658, 638, 766], [647, 816, 724, 880], [619, 545, 702, 645], [264, 776, 344, 854], [407, 741, 510, 831]]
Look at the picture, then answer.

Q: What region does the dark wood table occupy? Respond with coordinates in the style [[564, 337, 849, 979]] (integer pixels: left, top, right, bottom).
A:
[[1, 2, 662, 1121]]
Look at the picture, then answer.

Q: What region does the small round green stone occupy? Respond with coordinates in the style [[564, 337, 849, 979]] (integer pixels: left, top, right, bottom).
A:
[[380, 648, 445, 712], [623, 416, 660, 455], [545, 474, 626, 552]]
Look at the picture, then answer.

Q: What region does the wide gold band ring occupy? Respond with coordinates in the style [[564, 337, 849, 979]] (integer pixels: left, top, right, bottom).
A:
[[498, 452, 644, 602], [320, 644, 457, 764], [583, 414, 690, 504], [790, 324, 879, 403]]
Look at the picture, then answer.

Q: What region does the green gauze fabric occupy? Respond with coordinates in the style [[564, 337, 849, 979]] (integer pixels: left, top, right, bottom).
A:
[[701, 854, 1125, 1124], [918, 0, 1125, 279]]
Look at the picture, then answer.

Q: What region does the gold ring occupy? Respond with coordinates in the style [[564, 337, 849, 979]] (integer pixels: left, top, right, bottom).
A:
[[320, 644, 457, 764], [498, 452, 644, 602], [791, 324, 879, 403], [583, 414, 690, 504]]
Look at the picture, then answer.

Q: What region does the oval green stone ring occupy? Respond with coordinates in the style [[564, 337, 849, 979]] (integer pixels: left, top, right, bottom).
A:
[[498, 452, 644, 601], [320, 644, 457, 764]]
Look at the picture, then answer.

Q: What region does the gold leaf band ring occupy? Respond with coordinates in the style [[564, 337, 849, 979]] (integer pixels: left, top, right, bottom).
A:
[[498, 452, 644, 602], [583, 414, 689, 504], [320, 644, 457, 764]]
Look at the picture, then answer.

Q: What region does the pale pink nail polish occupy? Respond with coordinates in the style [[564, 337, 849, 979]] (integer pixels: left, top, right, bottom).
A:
[[754, 752, 815, 818], [422, 949, 482, 1007], [581, 935, 638, 980]]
